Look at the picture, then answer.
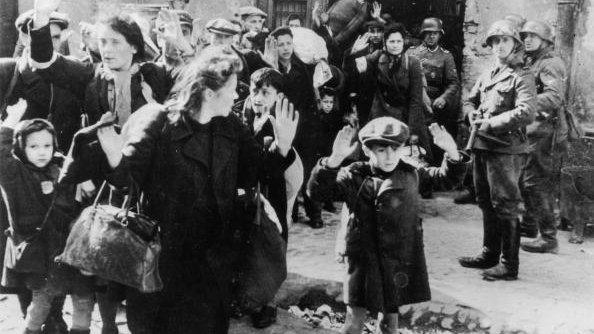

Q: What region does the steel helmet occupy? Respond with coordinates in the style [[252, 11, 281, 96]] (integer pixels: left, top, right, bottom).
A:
[[520, 21, 554, 44], [485, 19, 522, 46], [420, 17, 444, 36]]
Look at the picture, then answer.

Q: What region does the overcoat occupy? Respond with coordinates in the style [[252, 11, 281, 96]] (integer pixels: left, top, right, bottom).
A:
[[308, 156, 466, 312]]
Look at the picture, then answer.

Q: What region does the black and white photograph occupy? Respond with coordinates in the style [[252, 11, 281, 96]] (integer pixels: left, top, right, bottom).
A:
[[0, 0, 593, 333]]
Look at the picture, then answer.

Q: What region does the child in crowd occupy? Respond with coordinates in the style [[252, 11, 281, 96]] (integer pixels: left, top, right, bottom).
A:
[[241, 67, 302, 328], [0, 102, 94, 334], [307, 118, 468, 334]]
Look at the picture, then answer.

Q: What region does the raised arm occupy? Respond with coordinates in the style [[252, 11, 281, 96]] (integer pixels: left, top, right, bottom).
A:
[[28, 24, 95, 100]]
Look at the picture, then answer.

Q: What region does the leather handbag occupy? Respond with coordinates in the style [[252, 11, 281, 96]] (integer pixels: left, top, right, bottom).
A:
[[57, 181, 162, 293]]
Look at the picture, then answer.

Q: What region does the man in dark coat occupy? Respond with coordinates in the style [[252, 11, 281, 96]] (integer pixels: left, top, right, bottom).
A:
[[1, 9, 83, 151], [270, 27, 324, 228], [519, 21, 568, 253]]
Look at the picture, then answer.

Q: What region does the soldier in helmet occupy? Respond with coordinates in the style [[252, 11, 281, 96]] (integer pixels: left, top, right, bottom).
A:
[[406, 18, 460, 161], [458, 20, 536, 281], [518, 21, 568, 253]]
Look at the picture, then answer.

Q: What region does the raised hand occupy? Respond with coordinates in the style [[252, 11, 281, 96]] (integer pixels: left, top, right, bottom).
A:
[[428, 123, 460, 160], [34, 0, 62, 28], [1, 98, 27, 129], [35, 0, 61, 15], [327, 125, 358, 168], [270, 94, 299, 157], [371, 1, 382, 20], [155, 10, 194, 55], [261, 36, 279, 70], [351, 33, 370, 54]]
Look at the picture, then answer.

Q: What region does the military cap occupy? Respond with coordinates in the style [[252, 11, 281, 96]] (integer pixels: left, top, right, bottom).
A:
[[171, 9, 193, 28], [16, 9, 69, 34], [358, 117, 410, 147], [205, 18, 241, 36], [239, 6, 267, 19]]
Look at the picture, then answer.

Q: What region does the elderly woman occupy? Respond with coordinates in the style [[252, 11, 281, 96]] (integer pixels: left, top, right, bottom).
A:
[[458, 20, 536, 281], [86, 46, 299, 333], [350, 23, 431, 156]]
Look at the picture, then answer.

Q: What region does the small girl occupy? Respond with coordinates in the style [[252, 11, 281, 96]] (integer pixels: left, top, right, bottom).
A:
[[0, 103, 94, 334]]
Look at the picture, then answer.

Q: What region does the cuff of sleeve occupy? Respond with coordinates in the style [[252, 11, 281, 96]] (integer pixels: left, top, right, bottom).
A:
[[446, 150, 471, 164], [29, 23, 55, 64], [29, 52, 57, 70], [320, 157, 341, 170]]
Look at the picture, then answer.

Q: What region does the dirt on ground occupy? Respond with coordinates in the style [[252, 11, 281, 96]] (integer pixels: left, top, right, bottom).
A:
[[1, 192, 594, 333]]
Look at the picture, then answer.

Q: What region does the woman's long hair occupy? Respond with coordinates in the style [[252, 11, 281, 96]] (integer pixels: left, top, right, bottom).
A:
[[165, 45, 243, 120]]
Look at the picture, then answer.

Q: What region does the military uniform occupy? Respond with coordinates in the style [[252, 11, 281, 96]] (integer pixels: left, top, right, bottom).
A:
[[406, 44, 460, 137], [458, 20, 537, 281], [519, 23, 568, 252]]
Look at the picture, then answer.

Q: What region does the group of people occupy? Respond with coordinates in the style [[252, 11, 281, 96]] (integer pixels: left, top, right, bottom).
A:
[[0, 0, 574, 333]]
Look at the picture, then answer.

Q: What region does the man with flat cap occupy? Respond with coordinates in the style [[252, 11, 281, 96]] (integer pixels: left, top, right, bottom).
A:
[[239, 6, 268, 33]]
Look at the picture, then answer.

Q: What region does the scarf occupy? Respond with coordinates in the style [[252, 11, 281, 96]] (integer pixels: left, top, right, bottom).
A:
[[100, 63, 156, 126]]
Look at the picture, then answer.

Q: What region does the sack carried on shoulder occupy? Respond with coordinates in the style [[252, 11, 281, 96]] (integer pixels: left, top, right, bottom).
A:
[[57, 181, 162, 293], [236, 184, 287, 310]]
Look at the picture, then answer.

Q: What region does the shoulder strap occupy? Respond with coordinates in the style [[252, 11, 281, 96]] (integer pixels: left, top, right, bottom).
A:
[[1, 61, 21, 119], [1, 182, 59, 241]]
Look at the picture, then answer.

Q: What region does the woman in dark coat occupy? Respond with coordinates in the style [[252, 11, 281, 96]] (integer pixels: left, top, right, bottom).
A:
[[351, 23, 432, 156], [28, 3, 184, 128], [83, 46, 299, 333]]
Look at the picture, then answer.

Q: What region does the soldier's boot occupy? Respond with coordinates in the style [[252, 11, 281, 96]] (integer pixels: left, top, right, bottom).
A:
[[459, 212, 500, 269], [519, 222, 538, 238], [521, 237, 559, 253], [522, 187, 559, 253], [483, 218, 519, 281], [520, 186, 550, 238]]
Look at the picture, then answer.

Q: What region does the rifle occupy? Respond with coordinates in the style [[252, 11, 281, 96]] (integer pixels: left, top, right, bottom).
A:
[[465, 108, 511, 150]]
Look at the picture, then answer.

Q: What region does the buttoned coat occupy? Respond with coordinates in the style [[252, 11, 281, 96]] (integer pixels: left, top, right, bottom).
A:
[[308, 156, 466, 311], [463, 64, 536, 154]]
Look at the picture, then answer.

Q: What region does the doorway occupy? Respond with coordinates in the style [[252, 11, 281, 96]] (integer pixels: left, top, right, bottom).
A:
[[379, 0, 466, 75]]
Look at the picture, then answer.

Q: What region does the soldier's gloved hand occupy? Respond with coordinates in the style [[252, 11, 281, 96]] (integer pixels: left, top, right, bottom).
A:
[[433, 97, 446, 110]]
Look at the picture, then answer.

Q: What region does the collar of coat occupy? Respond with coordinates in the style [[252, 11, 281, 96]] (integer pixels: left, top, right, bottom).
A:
[[349, 158, 417, 190], [170, 113, 242, 180]]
